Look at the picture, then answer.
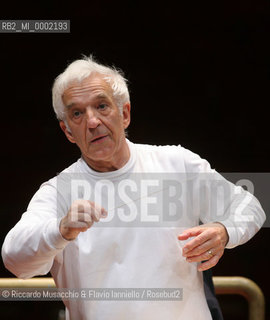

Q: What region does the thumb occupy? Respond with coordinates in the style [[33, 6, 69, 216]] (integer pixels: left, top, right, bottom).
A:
[[101, 208, 108, 219]]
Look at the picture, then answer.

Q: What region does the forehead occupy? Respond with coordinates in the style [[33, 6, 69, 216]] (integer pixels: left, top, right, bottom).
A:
[[62, 74, 113, 105]]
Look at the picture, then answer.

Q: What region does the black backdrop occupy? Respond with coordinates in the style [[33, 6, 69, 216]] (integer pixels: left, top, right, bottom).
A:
[[0, 1, 269, 319]]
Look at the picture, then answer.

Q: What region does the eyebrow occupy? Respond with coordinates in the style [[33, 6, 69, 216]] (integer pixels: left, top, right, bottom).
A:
[[96, 93, 110, 100], [65, 93, 111, 110], [65, 103, 75, 110]]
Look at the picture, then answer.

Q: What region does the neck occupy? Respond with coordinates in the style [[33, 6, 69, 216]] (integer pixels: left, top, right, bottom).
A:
[[82, 141, 130, 172]]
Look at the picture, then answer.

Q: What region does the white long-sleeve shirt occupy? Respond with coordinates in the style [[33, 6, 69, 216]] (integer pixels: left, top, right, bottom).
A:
[[2, 140, 266, 320]]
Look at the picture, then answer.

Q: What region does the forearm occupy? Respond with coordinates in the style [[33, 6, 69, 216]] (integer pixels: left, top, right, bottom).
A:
[[198, 171, 266, 248], [221, 191, 265, 248], [2, 217, 68, 279]]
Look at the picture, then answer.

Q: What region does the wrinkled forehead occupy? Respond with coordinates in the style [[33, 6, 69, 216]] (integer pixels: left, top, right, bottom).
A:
[[63, 73, 113, 97], [62, 73, 114, 107]]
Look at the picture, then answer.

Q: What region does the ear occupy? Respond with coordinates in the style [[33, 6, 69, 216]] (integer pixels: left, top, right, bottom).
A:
[[59, 121, 76, 144], [122, 103, 131, 129]]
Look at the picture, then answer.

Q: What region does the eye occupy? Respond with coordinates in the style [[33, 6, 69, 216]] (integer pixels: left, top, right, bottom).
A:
[[97, 103, 107, 111], [73, 110, 82, 118]]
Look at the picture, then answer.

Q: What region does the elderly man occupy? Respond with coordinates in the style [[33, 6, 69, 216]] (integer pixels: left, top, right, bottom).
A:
[[2, 56, 265, 320]]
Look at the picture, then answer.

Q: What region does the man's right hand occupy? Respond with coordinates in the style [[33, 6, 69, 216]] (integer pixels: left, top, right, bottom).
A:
[[59, 200, 107, 240]]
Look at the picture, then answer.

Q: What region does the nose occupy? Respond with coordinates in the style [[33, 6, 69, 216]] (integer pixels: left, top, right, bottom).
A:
[[85, 108, 101, 129]]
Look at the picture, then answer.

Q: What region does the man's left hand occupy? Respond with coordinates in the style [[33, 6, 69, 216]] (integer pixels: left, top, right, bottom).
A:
[[178, 222, 229, 271]]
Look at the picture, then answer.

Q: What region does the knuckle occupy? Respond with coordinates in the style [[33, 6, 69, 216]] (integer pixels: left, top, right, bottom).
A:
[[84, 213, 92, 222], [70, 212, 78, 222], [216, 234, 222, 243]]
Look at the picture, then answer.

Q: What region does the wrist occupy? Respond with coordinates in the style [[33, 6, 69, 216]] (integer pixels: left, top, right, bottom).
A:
[[59, 219, 78, 241], [214, 221, 229, 246]]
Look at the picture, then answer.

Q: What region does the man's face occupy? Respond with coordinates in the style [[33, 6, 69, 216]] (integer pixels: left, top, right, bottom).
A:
[[60, 74, 130, 171]]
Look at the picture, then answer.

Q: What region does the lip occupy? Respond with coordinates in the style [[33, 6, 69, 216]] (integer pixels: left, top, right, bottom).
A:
[[90, 134, 108, 144]]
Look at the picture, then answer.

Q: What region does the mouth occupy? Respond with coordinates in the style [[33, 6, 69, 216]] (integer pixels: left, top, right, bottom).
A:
[[91, 135, 108, 144]]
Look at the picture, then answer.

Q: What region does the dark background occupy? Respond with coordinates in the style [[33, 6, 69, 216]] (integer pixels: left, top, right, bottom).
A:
[[0, 1, 269, 319]]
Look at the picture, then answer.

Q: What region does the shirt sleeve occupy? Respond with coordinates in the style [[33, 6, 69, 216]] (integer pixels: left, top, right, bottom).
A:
[[182, 147, 266, 248], [1, 182, 70, 279]]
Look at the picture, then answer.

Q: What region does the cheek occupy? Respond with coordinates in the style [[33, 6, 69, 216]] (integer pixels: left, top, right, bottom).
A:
[[70, 128, 85, 142]]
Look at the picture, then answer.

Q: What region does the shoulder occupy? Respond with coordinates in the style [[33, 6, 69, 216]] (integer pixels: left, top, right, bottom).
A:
[[130, 141, 213, 173], [27, 159, 82, 213], [32, 158, 83, 194], [132, 141, 183, 157]]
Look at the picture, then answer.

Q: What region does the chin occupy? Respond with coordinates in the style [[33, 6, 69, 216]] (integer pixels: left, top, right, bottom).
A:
[[88, 149, 113, 160]]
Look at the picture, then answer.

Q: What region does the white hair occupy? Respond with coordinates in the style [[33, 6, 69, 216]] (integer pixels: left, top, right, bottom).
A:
[[52, 55, 130, 121]]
